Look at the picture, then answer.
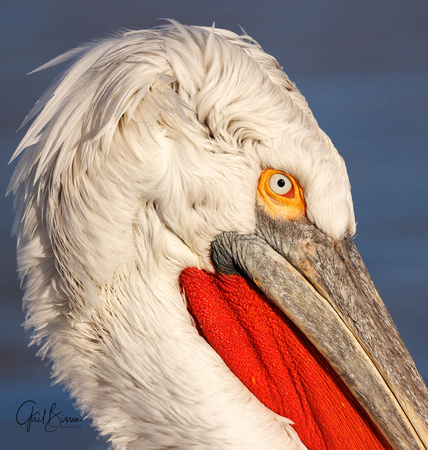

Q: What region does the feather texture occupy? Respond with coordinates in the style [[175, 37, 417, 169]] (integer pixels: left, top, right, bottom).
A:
[[9, 22, 356, 448]]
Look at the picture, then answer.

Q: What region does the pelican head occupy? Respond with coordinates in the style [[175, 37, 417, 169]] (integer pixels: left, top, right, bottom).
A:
[[9, 22, 428, 449]]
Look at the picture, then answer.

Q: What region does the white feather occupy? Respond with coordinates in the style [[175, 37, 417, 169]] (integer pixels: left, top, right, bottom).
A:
[[9, 22, 356, 448]]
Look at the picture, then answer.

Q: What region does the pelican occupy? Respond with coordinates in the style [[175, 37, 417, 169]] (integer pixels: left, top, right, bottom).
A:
[[9, 22, 428, 449]]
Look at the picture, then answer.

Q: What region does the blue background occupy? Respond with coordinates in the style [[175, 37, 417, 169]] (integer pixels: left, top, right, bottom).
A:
[[1, 1, 427, 448]]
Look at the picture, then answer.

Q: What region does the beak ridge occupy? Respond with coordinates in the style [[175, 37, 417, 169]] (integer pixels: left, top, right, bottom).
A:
[[211, 212, 428, 449]]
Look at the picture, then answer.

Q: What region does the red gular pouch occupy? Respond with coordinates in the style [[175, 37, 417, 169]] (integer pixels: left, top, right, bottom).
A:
[[180, 268, 391, 450]]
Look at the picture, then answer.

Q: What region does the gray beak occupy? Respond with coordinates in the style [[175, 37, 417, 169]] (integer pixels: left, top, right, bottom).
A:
[[211, 207, 428, 449]]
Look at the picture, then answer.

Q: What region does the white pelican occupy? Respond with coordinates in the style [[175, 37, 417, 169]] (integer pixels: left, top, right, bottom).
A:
[[9, 22, 428, 449]]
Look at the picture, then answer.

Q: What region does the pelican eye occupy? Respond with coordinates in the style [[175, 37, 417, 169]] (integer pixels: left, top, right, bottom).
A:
[[257, 169, 306, 221], [268, 173, 294, 198]]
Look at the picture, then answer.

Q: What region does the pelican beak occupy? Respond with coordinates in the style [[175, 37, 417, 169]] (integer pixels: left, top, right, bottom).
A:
[[210, 207, 428, 449]]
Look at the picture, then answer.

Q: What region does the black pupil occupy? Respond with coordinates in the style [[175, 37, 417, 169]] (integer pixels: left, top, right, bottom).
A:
[[277, 178, 286, 188]]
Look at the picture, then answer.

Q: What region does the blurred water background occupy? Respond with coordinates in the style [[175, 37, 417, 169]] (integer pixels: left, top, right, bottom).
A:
[[1, 1, 427, 448]]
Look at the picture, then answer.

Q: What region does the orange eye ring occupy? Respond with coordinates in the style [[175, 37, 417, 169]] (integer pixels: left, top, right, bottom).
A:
[[257, 169, 306, 221]]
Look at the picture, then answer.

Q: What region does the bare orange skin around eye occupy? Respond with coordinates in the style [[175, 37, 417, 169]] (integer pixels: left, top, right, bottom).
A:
[[256, 169, 306, 221]]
